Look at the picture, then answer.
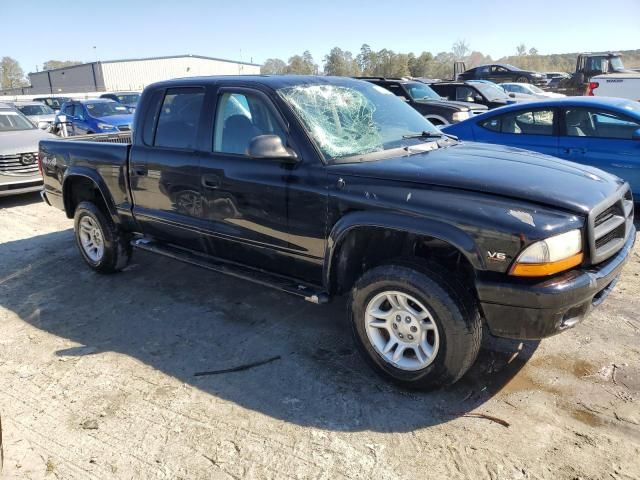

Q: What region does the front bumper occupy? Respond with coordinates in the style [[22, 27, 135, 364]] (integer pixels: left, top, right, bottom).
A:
[[476, 225, 636, 340], [0, 177, 43, 197]]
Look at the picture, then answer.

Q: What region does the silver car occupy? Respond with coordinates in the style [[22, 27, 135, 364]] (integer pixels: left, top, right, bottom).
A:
[[0, 103, 57, 197], [14, 101, 57, 130]]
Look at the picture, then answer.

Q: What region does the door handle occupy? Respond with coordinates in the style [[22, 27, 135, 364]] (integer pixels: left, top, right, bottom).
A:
[[202, 175, 221, 189]]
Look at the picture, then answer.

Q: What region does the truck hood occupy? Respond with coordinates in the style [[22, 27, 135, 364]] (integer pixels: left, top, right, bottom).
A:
[[328, 142, 624, 214], [0, 128, 57, 155], [415, 98, 488, 112]]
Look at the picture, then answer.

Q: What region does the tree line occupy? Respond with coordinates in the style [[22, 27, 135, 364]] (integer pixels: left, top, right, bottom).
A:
[[262, 43, 640, 78]]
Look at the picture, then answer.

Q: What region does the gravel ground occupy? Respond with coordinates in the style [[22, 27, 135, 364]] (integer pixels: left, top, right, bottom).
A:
[[1, 193, 639, 480]]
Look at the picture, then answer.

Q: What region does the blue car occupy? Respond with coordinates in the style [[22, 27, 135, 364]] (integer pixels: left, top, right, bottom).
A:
[[56, 99, 134, 135], [443, 97, 640, 196]]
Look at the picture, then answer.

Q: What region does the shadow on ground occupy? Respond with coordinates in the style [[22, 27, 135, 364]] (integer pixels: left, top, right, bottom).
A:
[[0, 192, 42, 209], [0, 229, 538, 432]]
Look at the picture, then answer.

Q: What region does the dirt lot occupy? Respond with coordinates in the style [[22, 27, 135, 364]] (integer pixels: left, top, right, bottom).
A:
[[0, 193, 639, 480]]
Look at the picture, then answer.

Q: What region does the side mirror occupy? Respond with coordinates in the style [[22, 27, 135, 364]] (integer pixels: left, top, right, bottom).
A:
[[632, 128, 640, 141], [247, 135, 298, 163], [474, 95, 484, 103], [508, 92, 516, 98]]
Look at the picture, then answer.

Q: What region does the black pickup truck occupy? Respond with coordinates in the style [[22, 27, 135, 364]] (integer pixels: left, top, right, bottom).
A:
[[39, 75, 635, 390]]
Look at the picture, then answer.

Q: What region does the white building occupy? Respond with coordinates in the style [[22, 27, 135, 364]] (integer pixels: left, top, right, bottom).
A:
[[0, 54, 261, 96]]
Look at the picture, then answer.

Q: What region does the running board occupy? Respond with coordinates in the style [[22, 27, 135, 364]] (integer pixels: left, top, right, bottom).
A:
[[131, 238, 330, 304]]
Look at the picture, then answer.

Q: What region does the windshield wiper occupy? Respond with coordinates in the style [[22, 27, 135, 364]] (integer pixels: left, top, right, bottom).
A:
[[402, 131, 444, 139]]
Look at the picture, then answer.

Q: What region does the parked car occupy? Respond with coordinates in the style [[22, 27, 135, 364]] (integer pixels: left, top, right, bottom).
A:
[[39, 76, 635, 390], [457, 64, 547, 86], [99, 92, 141, 112], [357, 77, 487, 125], [0, 103, 55, 196], [13, 101, 57, 130], [32, 96, 72, 113], [56, 99, 134, 135], [501, 83, 566, 99], [429, 80, 521, 109], [544, 72, 570, 84], [442, 97, 640, 197], [549, 52, 636, 96]]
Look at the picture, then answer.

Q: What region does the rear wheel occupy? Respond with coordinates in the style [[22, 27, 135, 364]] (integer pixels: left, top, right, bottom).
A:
[[74, 201, 132, 273], [349, 262, 481, 390], [516, 75, 529, 83]]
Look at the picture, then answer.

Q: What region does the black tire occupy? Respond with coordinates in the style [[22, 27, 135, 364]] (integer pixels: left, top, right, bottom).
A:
[[516, 75, 529, 84], [349, 262, 481, 390], [73, 201, 132, 274]]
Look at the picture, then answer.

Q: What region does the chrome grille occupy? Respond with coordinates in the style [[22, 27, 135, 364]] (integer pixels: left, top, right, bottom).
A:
[[0, 152, 39, 176], [589, 187, 634, 264]]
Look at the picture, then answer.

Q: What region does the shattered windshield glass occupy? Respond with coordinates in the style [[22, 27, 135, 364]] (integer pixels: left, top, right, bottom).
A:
[[277, 82, 440, 161]]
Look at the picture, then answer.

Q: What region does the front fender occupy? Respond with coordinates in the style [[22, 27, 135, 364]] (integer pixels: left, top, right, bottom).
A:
[[323, 210, 484, 289]]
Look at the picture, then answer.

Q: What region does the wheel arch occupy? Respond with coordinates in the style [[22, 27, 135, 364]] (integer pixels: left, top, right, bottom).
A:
[[424, 114, 449, 126], [323, 211, 483, 295], [62, 167, 119, 224]]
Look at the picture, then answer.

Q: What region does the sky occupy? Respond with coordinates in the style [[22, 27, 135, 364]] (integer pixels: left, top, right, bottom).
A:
[[4, 0, 640, 74]]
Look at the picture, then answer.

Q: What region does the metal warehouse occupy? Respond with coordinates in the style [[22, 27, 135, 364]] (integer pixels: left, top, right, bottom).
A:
[[4, 54, 261, 95]]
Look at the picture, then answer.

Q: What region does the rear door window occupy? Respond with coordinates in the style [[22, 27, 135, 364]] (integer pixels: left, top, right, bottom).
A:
[[564, 108, 640, 139], [154, 88, 205, 149]]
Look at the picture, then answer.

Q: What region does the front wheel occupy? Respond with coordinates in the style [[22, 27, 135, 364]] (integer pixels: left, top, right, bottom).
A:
[[349, 263, 481, 390], [74, 201, 132, 273]]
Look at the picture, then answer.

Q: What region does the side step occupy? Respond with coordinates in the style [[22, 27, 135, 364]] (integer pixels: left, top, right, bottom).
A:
[[131, 238, 330, 304]]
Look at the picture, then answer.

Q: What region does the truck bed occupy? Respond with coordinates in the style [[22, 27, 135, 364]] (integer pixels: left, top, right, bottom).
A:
[[39, 133, 133, 214]]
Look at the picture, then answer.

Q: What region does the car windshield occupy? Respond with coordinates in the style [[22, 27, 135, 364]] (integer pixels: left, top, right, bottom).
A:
[[610, 57, 625, 71], [527, 85, 544, 94], [0, 110, 36, 131], [404, 82, 441, 100], [469, 82, 510, 101], [277, 82, 441, 161], [85, 102, 130, 118], [116, 93, 140, 105], [40, 98, 68, 109], [503, 64, 522, 71], [17, 104, 54, 116]]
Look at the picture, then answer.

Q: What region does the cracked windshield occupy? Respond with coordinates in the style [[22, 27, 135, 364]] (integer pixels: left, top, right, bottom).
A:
[[278, 82, 441, 160]]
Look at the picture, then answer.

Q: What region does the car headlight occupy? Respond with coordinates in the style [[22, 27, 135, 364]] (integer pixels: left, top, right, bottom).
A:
[[452, 111, 470, 122], [97, 123, 117, 131], [510, 229, 583, 277]]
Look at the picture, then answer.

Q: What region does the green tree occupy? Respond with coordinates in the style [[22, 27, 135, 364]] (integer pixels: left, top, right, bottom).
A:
[[42, 60, 82, 71], [408, 51, 433, 77], [357, 44, 377, 75], [261, 58, 287, 75], [323, 47, 360, 76], [516, 44, 527, 56], [0, 57, 28, 89], [287, 51, 316, 75]]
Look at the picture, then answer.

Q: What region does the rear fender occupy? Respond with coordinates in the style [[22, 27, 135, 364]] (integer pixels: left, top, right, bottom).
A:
[[62, 166, 119, 224]]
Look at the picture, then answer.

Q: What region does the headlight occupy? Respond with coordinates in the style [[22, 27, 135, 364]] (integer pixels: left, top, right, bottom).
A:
[[452, 111, 470, 122], [510, 229, 583, 277], [97, 123, 117, 131]]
